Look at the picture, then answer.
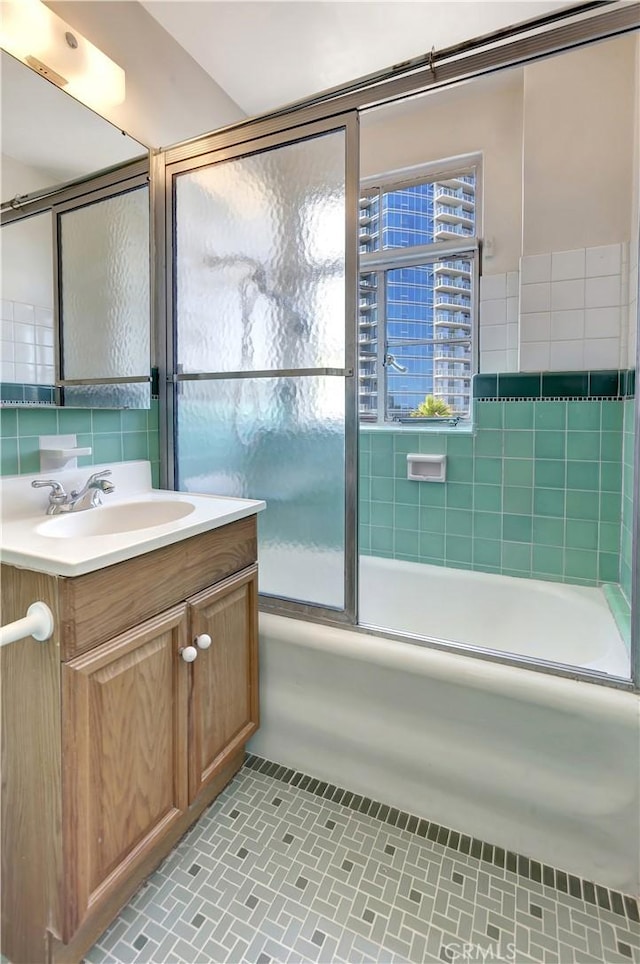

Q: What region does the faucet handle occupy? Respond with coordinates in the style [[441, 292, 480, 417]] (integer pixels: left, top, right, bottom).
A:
[[70, 469, 113, 499], [31, 479, 67, 502], [87, 469, 112, 483]]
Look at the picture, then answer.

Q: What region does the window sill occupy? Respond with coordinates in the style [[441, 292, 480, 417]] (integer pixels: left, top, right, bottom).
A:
[[359, 421, 474, 434]]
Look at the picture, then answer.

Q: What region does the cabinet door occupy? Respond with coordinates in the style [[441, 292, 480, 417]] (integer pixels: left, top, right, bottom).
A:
[[188, 565, 259, 802], [61, 606, 189, 939]]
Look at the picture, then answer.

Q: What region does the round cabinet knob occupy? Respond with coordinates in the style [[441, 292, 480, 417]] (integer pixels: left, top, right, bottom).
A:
[[195, 633, 212, 650], [180, 646, 198, 663]]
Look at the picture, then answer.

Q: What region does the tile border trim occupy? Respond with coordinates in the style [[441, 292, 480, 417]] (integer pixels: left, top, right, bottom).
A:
[[473, 369, 635, 401], [243, 753, 640, 924], [0, 382, 56, 405], [1, 371, 160, 406]]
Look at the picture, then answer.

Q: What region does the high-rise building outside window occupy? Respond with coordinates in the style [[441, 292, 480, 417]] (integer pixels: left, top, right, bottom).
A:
[[358, 160, 479, 423]]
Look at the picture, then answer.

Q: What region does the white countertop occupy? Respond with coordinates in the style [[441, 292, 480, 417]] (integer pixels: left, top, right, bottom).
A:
[[0, 461, 265, 577]]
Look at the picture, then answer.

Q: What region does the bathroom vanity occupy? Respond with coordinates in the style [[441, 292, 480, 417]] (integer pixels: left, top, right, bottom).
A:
[[0, 462, 264, 963]]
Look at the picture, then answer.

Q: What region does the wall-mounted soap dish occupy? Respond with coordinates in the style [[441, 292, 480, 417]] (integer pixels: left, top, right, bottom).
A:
[[39, 434, 92, 471], [406, 453, 446, 482]]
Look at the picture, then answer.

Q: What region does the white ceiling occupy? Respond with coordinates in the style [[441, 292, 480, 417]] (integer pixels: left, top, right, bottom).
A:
[[1, 0, 573, 195], [47, 1, 245, 148], [143, 0, 571, 117]]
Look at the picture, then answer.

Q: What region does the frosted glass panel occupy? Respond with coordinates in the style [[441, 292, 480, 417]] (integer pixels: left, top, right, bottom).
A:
[[60, 187, 150, 379], [175, 130, 346, 373], [63, 383, 150, 408], [177, 377, 345, 608]]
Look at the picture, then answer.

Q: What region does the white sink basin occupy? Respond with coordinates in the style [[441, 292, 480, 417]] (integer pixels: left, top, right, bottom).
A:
[[1, 461, 265, 576], [36, 499, 196, 538]]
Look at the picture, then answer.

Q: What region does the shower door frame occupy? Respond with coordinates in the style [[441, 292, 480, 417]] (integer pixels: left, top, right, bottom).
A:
[[155, 0, 640, 690], [631, 232, 640, 691], [161, 114, 361, 624]]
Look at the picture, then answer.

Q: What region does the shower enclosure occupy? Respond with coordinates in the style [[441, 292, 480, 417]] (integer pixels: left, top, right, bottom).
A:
[[163, 116, 358, 619], [160, 5, 640, 690], [356, 34, 639, 681]]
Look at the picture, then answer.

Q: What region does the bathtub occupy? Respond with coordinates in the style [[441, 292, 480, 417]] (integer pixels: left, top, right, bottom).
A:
[[252, 604, 640, 895], [359, 556, 630, 676]]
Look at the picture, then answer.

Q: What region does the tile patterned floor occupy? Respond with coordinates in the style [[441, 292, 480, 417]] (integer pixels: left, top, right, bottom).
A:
[[86, 761, 640, 964]]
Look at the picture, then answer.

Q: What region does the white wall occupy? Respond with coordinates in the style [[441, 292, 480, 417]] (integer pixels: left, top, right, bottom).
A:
[[1, 156, 55, 385], [522, 37, 636, 257], [2, 152, 59, 206], [1, 155, 54, 310], [47, 1, 245, 148], [627, 35, 640, 371], [360, 70, 524, 277], [520, 37, 637, 372], [361, 35, 638, 374]]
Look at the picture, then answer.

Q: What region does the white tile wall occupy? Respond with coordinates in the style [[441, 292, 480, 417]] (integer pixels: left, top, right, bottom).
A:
[[549, 340, 581, 370], [479, 274, 506, 301], [584, 306, 621, 340], [551, 309, 583, 341], [586, 243, 622, 278], [506, 271, 518, 298], [628, 247, 638, 369], [520, 312, 551, 343], [583, 338, 620, 369], [481, 299, 507, 325], [520, 282, 550, 314], [519, 243, 628, 372], [0, 300, 55, 385], [551, 248, 585, 281], [585, 275, 621, 309], [520, 342, 550, 371], [551, 279, 584, 311], [479, 271, 519, 374], [520, 253, 550, 284]]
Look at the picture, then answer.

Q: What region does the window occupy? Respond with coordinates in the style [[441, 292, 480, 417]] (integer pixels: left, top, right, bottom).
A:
[[358, 160, 479, 423]]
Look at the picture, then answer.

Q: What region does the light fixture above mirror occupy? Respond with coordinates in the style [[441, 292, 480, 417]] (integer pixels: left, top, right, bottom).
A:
[[0, 0, 125, 112], [1, 47, 149, 409]]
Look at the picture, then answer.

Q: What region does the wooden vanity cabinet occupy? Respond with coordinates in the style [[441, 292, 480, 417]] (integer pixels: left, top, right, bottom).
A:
[[1, 516, 259, 964], [188, 567, 259, 802], [61, 605, 190, 941]]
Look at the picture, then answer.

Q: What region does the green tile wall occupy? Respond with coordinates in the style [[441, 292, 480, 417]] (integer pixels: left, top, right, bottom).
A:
[[604, 584, 631, 650], [0, 402, 160, 486], [360, 399, 624, 587], [620, 399, 635, 608]]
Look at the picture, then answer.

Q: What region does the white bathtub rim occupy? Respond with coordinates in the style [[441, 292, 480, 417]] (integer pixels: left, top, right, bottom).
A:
[[358, 618, 628, 681], [358, 555, 628, 673], [260, 612, 639, 722]]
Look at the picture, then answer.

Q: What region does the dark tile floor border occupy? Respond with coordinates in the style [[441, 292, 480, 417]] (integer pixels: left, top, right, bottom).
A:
[[244, 753, 640, 925]]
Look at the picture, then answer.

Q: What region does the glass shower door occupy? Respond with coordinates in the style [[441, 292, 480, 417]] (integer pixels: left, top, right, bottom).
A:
[[168, 118, 358, 616]]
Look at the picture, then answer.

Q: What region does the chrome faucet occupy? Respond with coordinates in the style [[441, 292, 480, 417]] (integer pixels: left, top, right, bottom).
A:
[[32, 470, 115, 515]]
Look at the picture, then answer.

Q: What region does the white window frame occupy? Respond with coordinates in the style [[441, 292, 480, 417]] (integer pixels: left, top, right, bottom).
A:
[[359, 154, 482, 426]]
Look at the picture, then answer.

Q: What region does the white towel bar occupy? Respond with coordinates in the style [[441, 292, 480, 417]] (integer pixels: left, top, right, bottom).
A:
[[0, 601, 54, 648]]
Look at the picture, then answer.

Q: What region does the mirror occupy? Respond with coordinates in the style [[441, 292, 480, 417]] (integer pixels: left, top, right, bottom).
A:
[[0, 50, 150, 407]]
